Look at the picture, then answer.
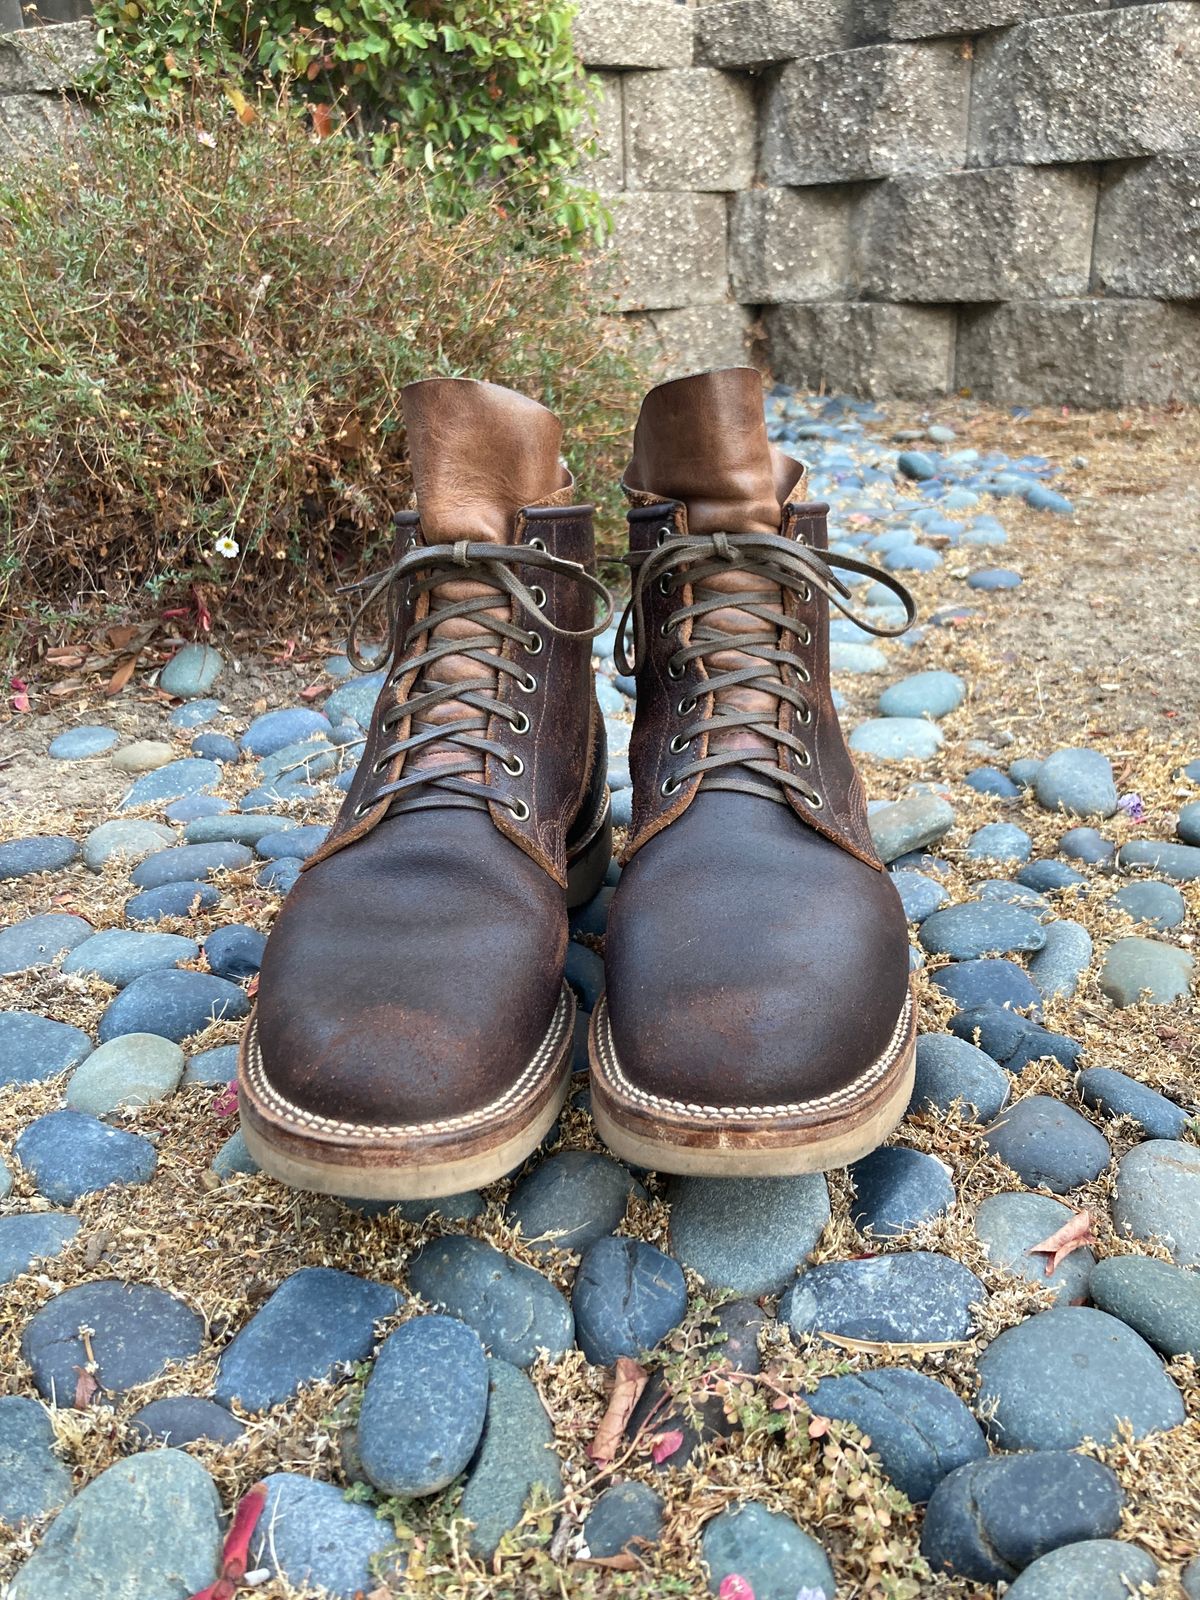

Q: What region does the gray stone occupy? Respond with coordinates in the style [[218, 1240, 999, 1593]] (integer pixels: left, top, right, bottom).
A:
[[125, 881, 220, 924], [1018, 858, 1086, 892], [1034, 747, 1118, 819], [766, 302, 956, 399], [0, 1395, 72, 1524], [1100, 936, 1193, 1007], [14, 1109, 156, 1203], [971, 5, 1200, 166], [203, 923, 266, 979], [934, 956, 1042, 1014], [130, 841, 253, 888], [807, 1367, 986, 1504], [239, 706, 331, 757], [82, 818, 176, 871], [508, 1150, 644, 1255], [849, 1145, 955, 1237], [1118, 837, 1200, 882], [255, 824, 327, 860], [878, 669, 965, 720], [48, 724, 118, 759], [782, 1251, 985, 1344], [1179, 800, 1200, 845], [697, 0, 851, 67], [1028, 918, 1092, 1000], [0, 20, 99, 93], [459, 1358, 562, 1559], [624, 67, 755, 192], [729, 186, 851, 303], [667, 1172, 830, 1296], [408, 1235, 574, 1368], [256, 737, 337, 786], [584, 1481, 665, 1559], [1077, 1067, 1187, 1141], [921, 1452, 1125, 1584], [957, 299, 1200, 407], [858, 166, 1096, 302], [323, 670, 387, 729], [168, 698, 222, 729], [892, 869, 948, 923], [920, 902, 1045, 961], [98, 969, 250, 1043], [0, 93, 80, 162], [976, 1305, 1185, 1449], [63, 929, 198, 988], [965, 822, 1032, 863], [8, 1450, 221, 1600], [911, 1033, 1009, 1121], [1098, 152, 1200, 299], [66, 1032, 184, 1116], [856, 0, 1021, 40], [159, 642, 224, 699], [1003, 1540, 1159, 1600], [183, 813, 290, 846], [573, 1236, 687, 1365], [248, 1473, 400, 1599], [0, 913, 92, 974], [983, 1095, 1110, 1194], [215, 1267, 401, 1411], [1059, 825, 1115, 866], [831, 641, 890, 673], [357, 1314, 488, 1497], [1089, 1255, 1200, 1360], [119, 757, 220, 810], [111, 740, 173, 774], [578, 70, 622, 190], [572, 0, 694, 69], [22, 1280, 204, 1402], [974, 1191, 1096, 1306], [190, 732, 238, 763], [0, 1212, 81, 1286], [129, 1397, 245, 1447], [610, 190, 728, 312], [0, 835, 78, 879], [764, 40, 970, 185], [1112, 1140, 1200, 1265], [868, 794, 954, 864], [183, 1044, 238, 1085], [211, 1128, 258, 1178], [701, 1502, 835, 1600], [849, 716, 944, 761], [640, 304, 756, 379]]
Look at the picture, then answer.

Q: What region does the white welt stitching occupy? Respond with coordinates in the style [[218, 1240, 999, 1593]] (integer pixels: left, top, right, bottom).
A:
[[594, 990, 913, 1120], [242, 986, 572, 1138]]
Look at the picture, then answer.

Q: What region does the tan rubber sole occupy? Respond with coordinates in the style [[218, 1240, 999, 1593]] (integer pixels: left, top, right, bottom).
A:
[[238, 984, 575, 1201], [589, 988, 917, 1177]]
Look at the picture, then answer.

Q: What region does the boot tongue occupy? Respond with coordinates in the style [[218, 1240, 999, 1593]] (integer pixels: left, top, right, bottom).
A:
[[402, 377, 568, 543], [625, 368, 809, 785], [392, 379, 568, 799], [624, 367, 802, 534]]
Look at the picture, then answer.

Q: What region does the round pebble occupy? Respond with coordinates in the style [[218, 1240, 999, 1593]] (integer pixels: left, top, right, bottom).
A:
[[910, 1033, 1009, 1121], [934, 956, 1042, 1014], [0, 1012, 92, 1087], [407, 1235, 574, 1368], [65, 1032, 184, 1116], [1109, 879, 1186, 931], [1059, 825, 1115, 865], [964, 821, 1032, 863], [1018, 858, 1086, 892], [667, 1173, 830, 1297], [1077, 1066, 1188, 1141], [973, 1191, 1096, 1305], [255, 824, 329, 860], [1034, 746, 1118, 819], [700, 1501, 835, 1600], [878, 670, 965, 720], [0, 1395, 73, 1524], [976, 1305, 1185, 1449], [573, 1236, 688, 1366], [849, 717, 945, 760], [183, 1044, 238, 1085], [849, 1145, 955, 1237], [130, 1396, 245, 1447], [82, 818, 176, 871], [919, 901, 1045, 961], [1027, 918, 1092, 1000], [1112, 1139, 1200, 1265], [160, 642, 224, 699], [62, 929, 197, 988], [1099, 936, 1193, 1007], [130, 841, 253, 888], [459, 1357, 562, 1559], [869, 794, 955, 864], [983, 1095, 1111, 1193], [1003, 1539, 1158, 1599], [1118, 838, 1200, 882], [119, 757, 221, 810], [357, 1314, 488, 1497], [125, 881, 220, 923], [14, 1109, 157, 1203], [0, 1213, 81, 1287], [0, 913, 93, 975], [781, 1251, 985, 1345], [98, 968, 250, 1043], [584, 1482, 665, 1559], [508, 1150, 645, 1255], [248, 1472, 401, 1597], [190, 731, 239, 763], [1089, 1255, 1200, 1360], [240, 707, 332, 756], [22, 1280, 204, 1401], [0, 835, 79, 880], [111, 739, 173, 773], [203, 923, 267, 980], [965, 764, 1020, 798], [892, 869, 948, 923], [967, 567, 1022, 591], [48, 725, 118, 759], [168, 698, 222, 729]]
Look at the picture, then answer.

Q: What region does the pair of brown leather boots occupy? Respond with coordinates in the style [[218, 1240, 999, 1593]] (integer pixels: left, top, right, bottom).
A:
[[238, 367, 918, 1199]]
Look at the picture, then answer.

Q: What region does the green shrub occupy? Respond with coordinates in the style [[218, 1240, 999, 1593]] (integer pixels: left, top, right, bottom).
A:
[[87, 0, 603, 235], [0, 98, 644, 652]]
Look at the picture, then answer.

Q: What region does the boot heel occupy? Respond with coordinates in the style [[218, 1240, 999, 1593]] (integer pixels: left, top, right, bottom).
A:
[[566, 798, 612, 910]]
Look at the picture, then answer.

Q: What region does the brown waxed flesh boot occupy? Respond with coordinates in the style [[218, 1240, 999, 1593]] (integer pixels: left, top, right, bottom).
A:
[[239, 378, 612, 1198], [590, 367, 918, 1176]]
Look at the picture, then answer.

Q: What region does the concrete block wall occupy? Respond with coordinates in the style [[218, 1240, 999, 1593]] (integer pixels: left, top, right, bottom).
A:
[[577, 0, 1200, 402], [0, 17, 94, 160]]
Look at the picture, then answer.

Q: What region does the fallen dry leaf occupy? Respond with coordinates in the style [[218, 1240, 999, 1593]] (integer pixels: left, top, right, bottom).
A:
[[578, 1553, 640, 1572], [588, 1356, 647, 1465], [649, 1428, 684, 1465], [73, 1368, 101, 1409], [105, 654, 139, 696], [1029, 1208, 1096, 1276]]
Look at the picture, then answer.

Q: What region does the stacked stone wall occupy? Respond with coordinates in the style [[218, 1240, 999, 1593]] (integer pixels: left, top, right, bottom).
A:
[[577, 0, 1200, 402]]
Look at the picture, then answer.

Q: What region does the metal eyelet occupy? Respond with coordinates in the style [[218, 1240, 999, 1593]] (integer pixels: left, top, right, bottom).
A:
[[531, 586, 547, 608], [797, 747, 811, 767], [404, 534, 419, 551], [797, 703, 812, 726], [524, 632, 543, 655], [510, 710, 531, 734], [528, 537, 546, 552], [797, 626, 812, 646], [507, 797, 531, 821], [658, 573, 674, 595], [677, 695, 696, 716], [372, 759, 389, 775], [797, 665, 811, 684], [669, 733, 690, 754], [661, 775, 682, 797], [353, 800, 373, 818], [656, 524, 674, 546], [502, 754, 524, 777], [799, 583, 811, 603], [808, 791, 824, 809], [659, 619, 674, 637], [667, 660, 684, 680], [518, 672, 538, 693]]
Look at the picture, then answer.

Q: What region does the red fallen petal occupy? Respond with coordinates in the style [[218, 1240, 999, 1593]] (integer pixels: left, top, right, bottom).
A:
[[719, 1577, 755, 1600], [650, 1428, 684, 1464], [188, 1481, 268, 1600], [212, 1084, 239, 1118]]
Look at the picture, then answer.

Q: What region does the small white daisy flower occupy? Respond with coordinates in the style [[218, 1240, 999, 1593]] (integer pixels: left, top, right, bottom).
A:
[[214, 535, 240, 559]]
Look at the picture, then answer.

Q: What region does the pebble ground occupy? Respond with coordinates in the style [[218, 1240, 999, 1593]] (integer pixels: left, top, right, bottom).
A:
[[1, 395, 1198, 1600]]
